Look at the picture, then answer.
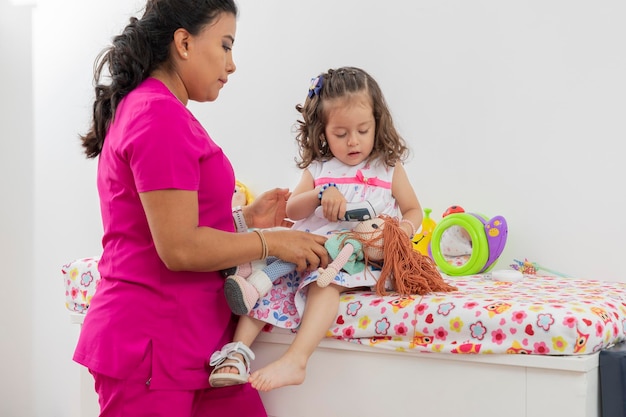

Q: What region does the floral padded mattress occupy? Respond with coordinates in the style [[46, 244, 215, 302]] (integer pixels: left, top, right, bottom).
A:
[[324, 274, 626, 355], [62, 257, 626, 355]]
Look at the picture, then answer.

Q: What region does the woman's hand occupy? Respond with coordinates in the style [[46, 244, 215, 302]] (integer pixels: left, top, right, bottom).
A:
[[263, 229, 329, 272], [243, 188, 293, 229]]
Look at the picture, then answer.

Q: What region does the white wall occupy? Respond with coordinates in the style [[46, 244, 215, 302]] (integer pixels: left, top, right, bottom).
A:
[[216, 1, 626, 283], [0, 1, 34, 416], [1, 0, 623, 415], [198, 0, 626, 282]]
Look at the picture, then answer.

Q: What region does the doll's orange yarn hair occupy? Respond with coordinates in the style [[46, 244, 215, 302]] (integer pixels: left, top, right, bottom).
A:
[[363, 215, 457, 296]]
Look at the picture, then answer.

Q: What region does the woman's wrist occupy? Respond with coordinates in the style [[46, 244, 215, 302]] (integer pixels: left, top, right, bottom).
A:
[[253, 229, 268, 260], [242, 206, 253, 228]]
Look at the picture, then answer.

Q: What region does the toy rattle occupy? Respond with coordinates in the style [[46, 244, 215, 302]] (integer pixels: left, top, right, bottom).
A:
[[429, 205, 508, 276], [412, 208, 436, 256]]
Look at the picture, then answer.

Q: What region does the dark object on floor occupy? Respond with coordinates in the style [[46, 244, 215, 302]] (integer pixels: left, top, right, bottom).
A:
[[600, 341, 626, 417]]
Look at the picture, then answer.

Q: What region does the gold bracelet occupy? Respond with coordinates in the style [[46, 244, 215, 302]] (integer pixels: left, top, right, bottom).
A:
[[253, 229, 268, 260]]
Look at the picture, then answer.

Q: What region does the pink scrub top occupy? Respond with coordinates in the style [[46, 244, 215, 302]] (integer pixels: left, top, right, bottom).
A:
[[73, 78, 237, 390]]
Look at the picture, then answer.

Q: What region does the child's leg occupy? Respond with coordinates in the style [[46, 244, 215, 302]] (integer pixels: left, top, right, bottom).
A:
[[234, 315, 268, 347], [249, 283, 342, 392], [211, 315, 266, 377]]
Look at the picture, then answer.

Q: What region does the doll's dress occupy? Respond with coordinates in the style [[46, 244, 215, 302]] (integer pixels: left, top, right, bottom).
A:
[[248, 158, 400, 329]]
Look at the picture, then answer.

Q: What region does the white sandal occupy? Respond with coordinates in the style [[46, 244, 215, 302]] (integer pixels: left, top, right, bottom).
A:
[[208, 342, 255, 388]]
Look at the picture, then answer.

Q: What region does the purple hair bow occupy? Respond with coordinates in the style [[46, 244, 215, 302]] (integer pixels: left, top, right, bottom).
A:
[[308, 76, 323, 98]]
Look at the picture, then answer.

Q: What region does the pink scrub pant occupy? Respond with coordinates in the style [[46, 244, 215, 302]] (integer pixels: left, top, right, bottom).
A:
[[89, 345, 266, 417]]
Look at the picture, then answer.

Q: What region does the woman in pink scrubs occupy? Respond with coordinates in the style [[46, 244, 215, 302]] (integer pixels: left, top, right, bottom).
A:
[[73, 1, 329, 416]]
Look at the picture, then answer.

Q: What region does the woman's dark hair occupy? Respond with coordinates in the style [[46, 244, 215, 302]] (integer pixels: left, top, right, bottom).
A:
[[294, 66, 409, 169], [80, 0, 238, 158]]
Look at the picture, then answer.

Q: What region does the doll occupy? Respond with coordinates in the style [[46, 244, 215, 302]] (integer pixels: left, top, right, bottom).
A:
[[316, 215, 457, 295], [232, 180, 254, 207], [223, 215, 457, 316]]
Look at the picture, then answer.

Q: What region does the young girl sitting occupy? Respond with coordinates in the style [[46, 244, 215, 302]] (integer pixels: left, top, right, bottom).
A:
[[209, 66, 455, 391]]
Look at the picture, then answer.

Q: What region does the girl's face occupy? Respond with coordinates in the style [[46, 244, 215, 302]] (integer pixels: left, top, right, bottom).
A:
[[183, 12, 237, 102], [324, 93, 375, 166]]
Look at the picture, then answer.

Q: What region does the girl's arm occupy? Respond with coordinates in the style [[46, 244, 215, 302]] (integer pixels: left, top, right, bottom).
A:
[[287, 169, 347, 222], [391, 163, 423, 237], [285, 169, 322, 221]]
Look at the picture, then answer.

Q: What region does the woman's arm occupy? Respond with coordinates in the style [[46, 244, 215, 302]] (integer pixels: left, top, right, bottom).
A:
[[140, 189, 329, 272]]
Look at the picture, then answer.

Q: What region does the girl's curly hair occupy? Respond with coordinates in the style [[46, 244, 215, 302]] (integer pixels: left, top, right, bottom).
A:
[[294, 66, 409, 169]]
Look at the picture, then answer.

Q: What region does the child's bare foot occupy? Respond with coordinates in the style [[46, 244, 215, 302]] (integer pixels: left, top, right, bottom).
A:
[[249, 355, 306, 391]]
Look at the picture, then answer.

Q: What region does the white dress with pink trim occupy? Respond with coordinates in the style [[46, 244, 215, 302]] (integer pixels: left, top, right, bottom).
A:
[[248, 158, 400, 329]]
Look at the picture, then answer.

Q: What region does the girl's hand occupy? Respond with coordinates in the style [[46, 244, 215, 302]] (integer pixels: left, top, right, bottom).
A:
[[319, 186, 347, 222], [244, 188, 292, 229]]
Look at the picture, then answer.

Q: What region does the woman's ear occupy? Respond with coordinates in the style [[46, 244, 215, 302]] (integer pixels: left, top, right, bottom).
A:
[[173, 28, 191, 59]]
